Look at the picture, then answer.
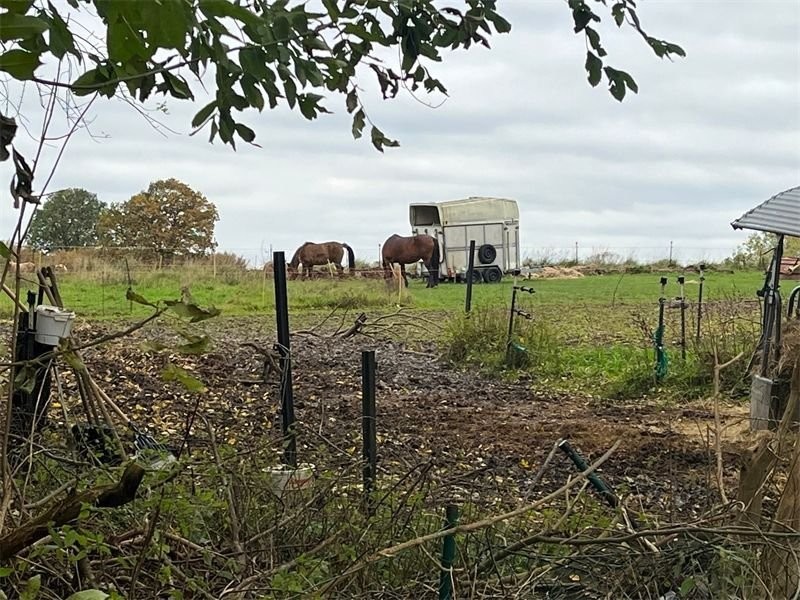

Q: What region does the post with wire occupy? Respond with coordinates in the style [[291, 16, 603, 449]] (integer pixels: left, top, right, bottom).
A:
[[506, 284, 535, 367], [273, 251, 297, 467], [361, 350, 377, 516]]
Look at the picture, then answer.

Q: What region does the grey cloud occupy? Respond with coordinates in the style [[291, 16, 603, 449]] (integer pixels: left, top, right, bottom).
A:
[[0, 0, 797, 263]]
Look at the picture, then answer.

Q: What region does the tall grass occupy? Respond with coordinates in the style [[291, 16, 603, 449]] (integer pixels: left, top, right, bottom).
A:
[[442, 297, 761, 401]]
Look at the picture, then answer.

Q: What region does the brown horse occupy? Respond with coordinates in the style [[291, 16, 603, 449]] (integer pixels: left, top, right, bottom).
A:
[[381, 234, 440, 288], [288, 241, 355, 279]]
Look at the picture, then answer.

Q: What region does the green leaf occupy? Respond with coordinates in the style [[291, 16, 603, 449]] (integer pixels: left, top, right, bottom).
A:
[[14, 365, 38, 395], [162, 362, 206, 393], [0, 49, 42, 80], [611, 2, 625, 26], [0, 242, 11, 260], [370, 126, 399, 152], [65, 591, 109, 600], [679, 577, 696, 597], [585, 27, 606, 57], [176, 334, 210, 355], [665, 42, 686, 58], [345, 89, 358, 113], [0, 566, 13, 577], [321, 0, 339, 21], [70, 68, 103, 95], [0, 1, 35, 14], [191, 101, 217, 128], [20, 574, 41, 600], [126, 288, 157, 308], [164, 299, 220, 323], [139, 340, 167, 353], [199, 0, 261, 28], [235, 123, 256, 143], [63, 351, 86, 372], [604, 67, 627, 101], [239, 46, 269, 80], [163, 72, 193, 100], [351, 109, 365, 139], [47, 3, 78, 59], [486, 10, 511, 34], [621, 71, 638, 93], [273, 15, 290, 41], [146, 0, 190, 49], [585, 51, 602, 87], [571, 3, 598, 33], [283, 78, 297, 108], [0, 14, 48, 42]]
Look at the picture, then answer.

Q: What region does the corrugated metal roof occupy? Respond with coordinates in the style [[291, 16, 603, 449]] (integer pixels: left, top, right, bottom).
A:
[[731, 186, 800, 237]]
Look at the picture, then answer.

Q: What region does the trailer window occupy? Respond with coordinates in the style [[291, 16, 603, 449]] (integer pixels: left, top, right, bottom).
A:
[[411, 206, 440, 226]]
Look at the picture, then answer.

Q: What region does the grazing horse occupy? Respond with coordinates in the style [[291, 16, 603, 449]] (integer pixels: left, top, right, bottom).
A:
[[381, 234, 440, 288], [288, 241, 355, 279]]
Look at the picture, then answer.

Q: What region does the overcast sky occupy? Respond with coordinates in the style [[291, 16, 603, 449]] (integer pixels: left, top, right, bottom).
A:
[[1, 0, 798, 265]]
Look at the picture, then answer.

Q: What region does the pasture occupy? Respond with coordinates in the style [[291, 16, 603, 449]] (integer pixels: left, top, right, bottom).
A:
[[0, 266, 778, 597]]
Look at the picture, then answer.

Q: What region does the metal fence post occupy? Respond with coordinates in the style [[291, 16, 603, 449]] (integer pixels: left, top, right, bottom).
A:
[[439, 504, 459, 600], [465, 240, 476, 312], [361, 350, 377, 515], [273, 251, 296, 467]]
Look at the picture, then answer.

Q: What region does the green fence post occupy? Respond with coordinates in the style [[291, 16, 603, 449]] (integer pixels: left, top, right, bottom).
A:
[[439, 504, 459, 600]]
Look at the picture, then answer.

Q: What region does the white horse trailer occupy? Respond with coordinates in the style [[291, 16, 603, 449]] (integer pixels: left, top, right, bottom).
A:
[[410, 197, 521, 283]]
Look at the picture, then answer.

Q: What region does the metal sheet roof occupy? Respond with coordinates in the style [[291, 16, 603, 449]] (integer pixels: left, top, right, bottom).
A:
[[731, 186, 800, 237]]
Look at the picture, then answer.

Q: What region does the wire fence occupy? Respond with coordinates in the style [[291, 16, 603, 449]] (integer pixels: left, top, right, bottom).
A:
[[8, 243, 740, 272]]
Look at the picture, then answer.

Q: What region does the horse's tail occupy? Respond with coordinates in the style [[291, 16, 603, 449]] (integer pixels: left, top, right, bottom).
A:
[[429, 236, 440, 285], [342, 243, 355, 271]]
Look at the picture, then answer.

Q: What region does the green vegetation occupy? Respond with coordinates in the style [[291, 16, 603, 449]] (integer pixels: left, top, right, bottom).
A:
[[2, 268, 767, 401], [5, 269, 765, 318]]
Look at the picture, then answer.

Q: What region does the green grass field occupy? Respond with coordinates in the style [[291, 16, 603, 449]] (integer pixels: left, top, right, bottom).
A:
[[2, 268, 768, 400], [2, 269, 766, 319]]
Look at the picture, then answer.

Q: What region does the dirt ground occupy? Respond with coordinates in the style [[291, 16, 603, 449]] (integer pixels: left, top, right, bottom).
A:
[[54, 316, 753, 520]]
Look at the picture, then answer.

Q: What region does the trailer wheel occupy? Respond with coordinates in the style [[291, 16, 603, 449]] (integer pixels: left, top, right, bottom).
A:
[[477, 244, 497, 265], [483, 266, 503, 283]]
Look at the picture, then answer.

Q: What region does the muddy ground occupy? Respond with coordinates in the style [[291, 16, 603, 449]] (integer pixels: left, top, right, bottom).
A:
[[49, 316, 753, 521]]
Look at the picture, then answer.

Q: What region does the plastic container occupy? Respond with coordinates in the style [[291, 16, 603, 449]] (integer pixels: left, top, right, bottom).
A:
[[267, 464, 314, 496], [34, 305, 75, 346]]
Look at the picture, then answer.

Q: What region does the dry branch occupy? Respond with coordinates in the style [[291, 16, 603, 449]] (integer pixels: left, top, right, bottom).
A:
[[318, 439, 622, 595], [0, 462, 145, 561]]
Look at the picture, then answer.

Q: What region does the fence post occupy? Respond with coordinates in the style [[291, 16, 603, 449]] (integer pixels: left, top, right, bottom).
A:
[[574, 241, 579, 264], [361, 350, 377, 515], [465, 240, 476, 312], [438, 504, 459, 600], [273, 251, 296, 467], [669, 240, 674, 266]]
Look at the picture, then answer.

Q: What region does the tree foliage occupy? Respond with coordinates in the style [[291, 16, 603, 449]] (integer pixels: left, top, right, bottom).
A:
[[27, 188, 106, 251], [729, 232, 800, 270], [0, 0, 685, 151], [98, 179, 218, 262]]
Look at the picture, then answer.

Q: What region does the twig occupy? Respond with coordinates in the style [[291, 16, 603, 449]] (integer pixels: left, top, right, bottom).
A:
[[128, 490, 164, 598], [317, 439, 622, 595], [203, 416, 247, 572], [220, 532, 341, 598]]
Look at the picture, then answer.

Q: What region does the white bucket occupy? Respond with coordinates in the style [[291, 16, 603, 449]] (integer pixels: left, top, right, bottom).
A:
[[34, 305, 76, 346], [267, 464, 314, 496]]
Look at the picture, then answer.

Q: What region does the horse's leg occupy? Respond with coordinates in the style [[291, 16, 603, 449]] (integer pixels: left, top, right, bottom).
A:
[[400, 264, 409, 287], [383, 260, 393, 287]]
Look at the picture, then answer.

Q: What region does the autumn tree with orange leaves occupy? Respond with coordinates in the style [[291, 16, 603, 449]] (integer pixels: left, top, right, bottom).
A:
[[99, 178, 218, 265]]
